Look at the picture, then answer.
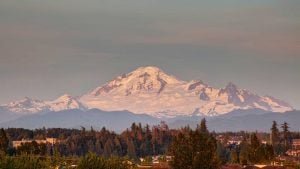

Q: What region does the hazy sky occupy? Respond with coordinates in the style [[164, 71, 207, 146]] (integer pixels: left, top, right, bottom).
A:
[[0, 0, 299, 109]]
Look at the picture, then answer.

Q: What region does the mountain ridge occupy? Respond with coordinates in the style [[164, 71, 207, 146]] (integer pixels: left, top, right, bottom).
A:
[[0, 109, 159, 131], [1, 108, 300, 132], [0, 66, 293, 118]]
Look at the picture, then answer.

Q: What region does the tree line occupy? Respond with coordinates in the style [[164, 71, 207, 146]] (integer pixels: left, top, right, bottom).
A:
[[1, 122, 173, 160], [0, 120, 299, 168]]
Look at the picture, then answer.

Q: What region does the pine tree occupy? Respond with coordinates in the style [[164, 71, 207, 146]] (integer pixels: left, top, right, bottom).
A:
[[264, 144, 275, 162], [281, 121, 290, 151], [0, 128, 9, 153], [127, 140, 137, 160], [103, 138, 114, 157], [270, 121, 280, 145], [169, 133, 193, 169], [217, 141, 230, 164], [270, 121, 280, 154], [239, 138, 249, 165], [199, 118, 209, 134], [170, 127, 220, 169], [248, 133, 260, 163]]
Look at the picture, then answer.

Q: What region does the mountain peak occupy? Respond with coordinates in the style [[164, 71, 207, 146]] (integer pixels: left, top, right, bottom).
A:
[[22, 97, 31, 101], [87, 66, 183, 96], [55, 94, 74, 102], [187, 80, 208, 91], [4, 97, 48, 113], [9, 97, 42, 106], [225, 82, 238, 91], [129, 66, 181, 84], [49, 94, 84, 111], [219, 82, 239, 95], [135, 66, 162, 73]]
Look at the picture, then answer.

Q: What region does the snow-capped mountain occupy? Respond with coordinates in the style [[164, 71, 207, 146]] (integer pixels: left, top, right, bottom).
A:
[[46, 94, 85, 112], [79, 66, 293, 117], [1, 95, 84, 114], [0, 97, 49, 114], [0, 66, 293, 118], [87, 66, 184, 96]]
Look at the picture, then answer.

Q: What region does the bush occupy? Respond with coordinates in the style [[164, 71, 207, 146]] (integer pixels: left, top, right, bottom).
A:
[[77, 152, 136, 169]]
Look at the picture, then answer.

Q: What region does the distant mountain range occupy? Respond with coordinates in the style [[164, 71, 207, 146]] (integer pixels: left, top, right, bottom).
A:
[[168, 109, 300, 132], [1, 108, 299, 132], [0, 66, 293, 117], [0, 109, 159, 132], [0, 66, 297, 131]]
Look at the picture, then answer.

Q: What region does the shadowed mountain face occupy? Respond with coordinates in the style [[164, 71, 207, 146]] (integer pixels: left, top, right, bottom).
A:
[[168, 109, 300, 132], [0, 66, 292, 119], [0, 108, 299, 132], [0, 109, 159, 132]]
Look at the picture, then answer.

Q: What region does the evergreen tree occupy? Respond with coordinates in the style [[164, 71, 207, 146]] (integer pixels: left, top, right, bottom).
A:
[[199, 118, 209, 134], [281, 121, 290, 151], [169, 133, 193, 169], [270, 121, 280, 154], [239, 138, 249, 165], [217, 141, 230, 164], [0, 128, 9, 153], [103, 138, 114, 157], [169, 127, 220, 169], [270, 121, 280, 145], [245, 133, 275, 164], [264, 144, 275, 162], [127, 140, 137, 160], [248, 133, 260, 163]]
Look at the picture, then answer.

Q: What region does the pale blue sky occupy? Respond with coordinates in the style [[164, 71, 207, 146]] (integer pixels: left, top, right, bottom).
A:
[[0, 0, 299, 109]]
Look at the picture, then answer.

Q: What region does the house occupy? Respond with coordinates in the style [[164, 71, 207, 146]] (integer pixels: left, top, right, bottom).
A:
[[292, 139, 300, 149], [12, 137, 60, 148], [286, 139, 300, 157], [286, 149, 300, 157]]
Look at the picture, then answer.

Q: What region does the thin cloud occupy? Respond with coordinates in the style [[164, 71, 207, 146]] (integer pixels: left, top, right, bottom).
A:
[[120, 22, 300, 59]]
